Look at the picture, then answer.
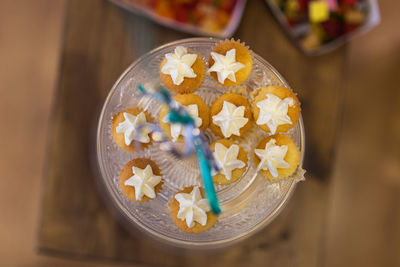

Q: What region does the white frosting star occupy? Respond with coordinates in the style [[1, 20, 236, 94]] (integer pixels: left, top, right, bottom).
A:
[[116, 112, 151, 146], [255, 138, 290, 178], [124, 165, 162, 201], [161, 46, 197, 85], [212, 101, 248, 138], [208, 48, 244, 84], [162, 103, 202, 142], [213, 142, 246, 180], [175, 186, 210, 228], [256, 93, 294, 134]]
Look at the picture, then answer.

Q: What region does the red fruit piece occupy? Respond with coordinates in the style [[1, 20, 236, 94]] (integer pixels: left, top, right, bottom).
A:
[[175, 5, 189, 22], [297, 0, 309, 11], [342, 0, 357, 6], [321, 18, 343, 38], [344, 23, 358, 33]]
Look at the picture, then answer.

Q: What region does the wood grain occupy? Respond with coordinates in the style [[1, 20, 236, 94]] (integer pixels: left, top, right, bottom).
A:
[[324, 0, 400, 265], [38, 0, 345, 265]]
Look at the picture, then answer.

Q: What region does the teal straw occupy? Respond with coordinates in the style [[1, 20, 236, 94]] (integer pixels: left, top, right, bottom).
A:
[[194, 139, 221, 214], [167, 110, 194, 125], [168, 109, 221, 214], [138, 84, 221, 214]]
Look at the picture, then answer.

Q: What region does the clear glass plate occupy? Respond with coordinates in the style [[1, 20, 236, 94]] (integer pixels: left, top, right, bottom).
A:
[[96, 38, 305, 249]]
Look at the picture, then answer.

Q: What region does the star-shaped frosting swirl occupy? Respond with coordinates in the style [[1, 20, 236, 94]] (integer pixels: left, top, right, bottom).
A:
[[208, 48, 244, 84], [256, 93, 294, 134], [213, 143, 246, 180], [116, 112, 151, 146], [175, 186, 210, 228], [161, 46, 197, 85], [162, 103, 202, 142], [124, 165, 162, 201], [212, 101, 248, 138], [255, 138, 290, 178]]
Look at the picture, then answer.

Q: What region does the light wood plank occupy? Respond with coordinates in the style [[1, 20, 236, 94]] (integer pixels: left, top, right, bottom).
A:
[[324, 0, 400, 265]]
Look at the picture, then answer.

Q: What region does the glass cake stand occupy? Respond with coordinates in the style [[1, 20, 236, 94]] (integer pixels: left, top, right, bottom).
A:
[[96, 38, 305, 249]]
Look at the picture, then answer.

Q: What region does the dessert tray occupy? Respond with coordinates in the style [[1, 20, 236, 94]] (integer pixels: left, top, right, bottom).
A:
[[96, 38, 305, 248]]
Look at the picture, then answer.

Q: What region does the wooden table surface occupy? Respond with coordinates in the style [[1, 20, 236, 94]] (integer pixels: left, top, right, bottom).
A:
[[38, 0, 346, 266]]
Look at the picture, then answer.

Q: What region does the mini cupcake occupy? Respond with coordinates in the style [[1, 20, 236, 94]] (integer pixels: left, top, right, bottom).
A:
[[208, 40, 253, 86], [119, 158, 163, 202], [169, 186, 218, 233], [210, 139, 248, 185], [210, 93, 252, 138], [112, 109, 152, 152], [160, 46, 205, 94], [252, 86, 301, 134], [158, 94, 210, 142], [254, 134, 299, 181]]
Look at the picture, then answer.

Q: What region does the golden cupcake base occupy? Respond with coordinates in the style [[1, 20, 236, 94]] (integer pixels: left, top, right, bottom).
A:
[[112, 108, 153, 152], [169, 186, 218, 234], [254, 134, 300, 181], [158, 93, 210, 142], [209, 39, 253, 86], [160, 53, 205, 94], [210, 93, 253, 138], [119, 158, 163, 202], [252, 86, 301, 133], [210, 139, 248, 185]]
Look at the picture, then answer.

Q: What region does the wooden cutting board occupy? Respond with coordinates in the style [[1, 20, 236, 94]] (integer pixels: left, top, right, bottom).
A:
[[37, 0, 346, 266]]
